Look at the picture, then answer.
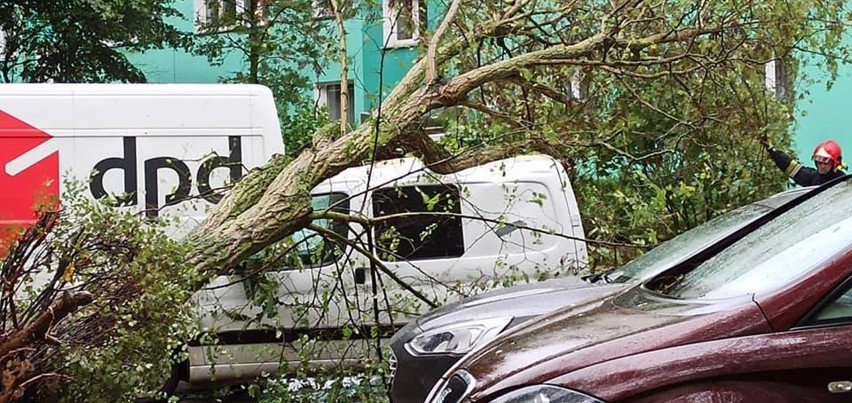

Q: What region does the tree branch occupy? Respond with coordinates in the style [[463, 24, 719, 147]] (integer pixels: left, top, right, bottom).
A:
[[504, 75, 577, 105], [305, 224, 438, 308], [426, 0, 463, 84], [0, 291, 93, 359], [313, 210, 647, 249], [459, 100, 525, 128]]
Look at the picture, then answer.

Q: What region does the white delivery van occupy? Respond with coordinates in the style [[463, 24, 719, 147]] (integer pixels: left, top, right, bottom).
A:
[[190, 154, 589, 384], [0, 83, 589, 388], [0, 83, 283, 239]]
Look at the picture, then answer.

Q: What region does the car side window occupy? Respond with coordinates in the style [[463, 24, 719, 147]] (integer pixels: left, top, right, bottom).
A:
[[289, 192, 350, 267], [805, 281, 852, 326], [372, 184, 465, 261]]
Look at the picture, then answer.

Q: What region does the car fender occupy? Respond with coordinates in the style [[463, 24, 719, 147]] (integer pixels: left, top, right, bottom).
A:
[[548, 324, 852, 401], [629, 380, 837, 403]]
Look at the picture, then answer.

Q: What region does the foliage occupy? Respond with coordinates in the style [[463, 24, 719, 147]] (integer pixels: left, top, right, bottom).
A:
[[429, 0, 830, 267], [0, 182, 198, 402], [443, 72, 793, 267], [0, 0, 188, 83], [282, 100, 333, 156], [248, 373, 388, 403], [192, 0, 337, 151]]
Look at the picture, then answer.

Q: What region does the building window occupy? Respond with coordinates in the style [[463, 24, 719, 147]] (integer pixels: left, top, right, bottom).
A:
[[194, 0, 266, 29], [316, 82, 355, 125], [372, 185, 465, 261], [383, 0, 426, 47], [312, 0, 333, 19], [764, 58, 790, 99]]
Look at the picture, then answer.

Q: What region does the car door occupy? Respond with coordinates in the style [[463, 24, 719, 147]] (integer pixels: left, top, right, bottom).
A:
[[776, 275, 852, 400], [644, 277, 852, 403]]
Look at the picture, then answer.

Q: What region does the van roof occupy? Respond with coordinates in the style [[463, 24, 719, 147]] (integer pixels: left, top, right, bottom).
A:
[[0, 83, 273, 97], [321, 154, 567, 188]]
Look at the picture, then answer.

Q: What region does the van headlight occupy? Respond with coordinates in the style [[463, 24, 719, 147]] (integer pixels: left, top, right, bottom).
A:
[[490, 385, 605, 403], [405, 317, 512, 356]]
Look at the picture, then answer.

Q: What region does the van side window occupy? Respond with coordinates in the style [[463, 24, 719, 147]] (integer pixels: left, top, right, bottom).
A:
[[290, 193, 349, 266], [372, 185, 464, 261]]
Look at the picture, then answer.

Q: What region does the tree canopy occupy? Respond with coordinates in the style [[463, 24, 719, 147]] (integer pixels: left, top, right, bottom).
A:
[[0, 0, 187, 82]]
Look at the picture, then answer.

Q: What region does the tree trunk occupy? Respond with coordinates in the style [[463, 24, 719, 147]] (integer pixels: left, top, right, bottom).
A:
[[330, 0, 349, 134]]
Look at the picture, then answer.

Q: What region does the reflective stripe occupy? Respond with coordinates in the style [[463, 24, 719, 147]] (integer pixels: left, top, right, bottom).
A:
[[786, 160, 801, 177]]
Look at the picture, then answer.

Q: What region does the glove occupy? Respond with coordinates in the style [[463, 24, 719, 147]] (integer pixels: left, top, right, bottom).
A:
[[758, 133, 770, 149], [758, 133, 775, 151]]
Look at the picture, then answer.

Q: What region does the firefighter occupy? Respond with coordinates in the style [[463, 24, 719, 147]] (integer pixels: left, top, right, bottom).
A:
[[762, 138, 846, 186]]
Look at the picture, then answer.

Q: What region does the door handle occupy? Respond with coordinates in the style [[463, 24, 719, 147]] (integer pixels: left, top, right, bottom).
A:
[[354, 267, 367, 284], [828, 381, 852, 393]]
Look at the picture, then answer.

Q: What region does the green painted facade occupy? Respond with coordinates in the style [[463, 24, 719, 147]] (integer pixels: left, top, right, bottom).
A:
[[794, 65, 852, 163], [131, 0, 852, 168], [126, 0, 427, 126]]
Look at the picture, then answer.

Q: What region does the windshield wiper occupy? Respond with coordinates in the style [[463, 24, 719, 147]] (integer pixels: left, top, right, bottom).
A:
[[582, 268, 618, 284]]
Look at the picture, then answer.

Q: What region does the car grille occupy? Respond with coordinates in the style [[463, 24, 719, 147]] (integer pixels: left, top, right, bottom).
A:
[[387, 349, 398, 389]]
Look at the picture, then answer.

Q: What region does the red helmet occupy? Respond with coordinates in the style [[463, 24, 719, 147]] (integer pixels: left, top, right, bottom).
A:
[[812, 140, 842, 167]]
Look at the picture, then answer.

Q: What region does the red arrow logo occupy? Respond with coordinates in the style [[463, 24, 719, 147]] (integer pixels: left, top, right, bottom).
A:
[[0, 110, 59, 254]]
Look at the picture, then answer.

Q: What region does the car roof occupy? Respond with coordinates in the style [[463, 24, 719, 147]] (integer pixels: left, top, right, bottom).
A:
[[752, 186, 814, 209]]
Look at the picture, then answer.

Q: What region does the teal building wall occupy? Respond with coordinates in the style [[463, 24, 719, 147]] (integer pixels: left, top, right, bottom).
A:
[[129, 0, 852, 168]]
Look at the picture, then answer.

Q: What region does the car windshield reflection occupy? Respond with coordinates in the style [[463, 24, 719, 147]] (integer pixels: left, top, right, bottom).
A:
[[650, 179, 852, 299], [611, 205, 771, 283]]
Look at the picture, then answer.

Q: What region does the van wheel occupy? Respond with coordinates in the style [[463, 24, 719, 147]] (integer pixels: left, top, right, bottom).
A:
[[135, 355, 188, 403], [157, 359, 187, 397]]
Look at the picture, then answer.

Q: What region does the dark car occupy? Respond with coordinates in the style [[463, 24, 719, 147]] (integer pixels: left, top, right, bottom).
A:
[[388, 187, 811, 403], [427, 176, 852, 403]]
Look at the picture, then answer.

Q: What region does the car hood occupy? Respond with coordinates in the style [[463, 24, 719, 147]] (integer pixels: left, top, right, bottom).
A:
[[414, 276, 628, 332], [454, 286, 772, 402]]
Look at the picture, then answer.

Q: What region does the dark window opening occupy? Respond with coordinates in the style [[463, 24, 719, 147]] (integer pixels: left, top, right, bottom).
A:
[[372, 185, 464, 261]]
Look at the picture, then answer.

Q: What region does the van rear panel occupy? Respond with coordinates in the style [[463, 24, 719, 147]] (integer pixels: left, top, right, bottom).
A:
[[0, 84, 284, 237]]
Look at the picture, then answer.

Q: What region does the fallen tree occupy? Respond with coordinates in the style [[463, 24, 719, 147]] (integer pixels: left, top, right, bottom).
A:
[[188, 0, 850, 275], [2, 0, 850, 400]]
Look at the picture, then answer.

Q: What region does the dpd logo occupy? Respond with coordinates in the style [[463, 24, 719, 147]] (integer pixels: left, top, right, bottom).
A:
[[89, 136, 243, 217]]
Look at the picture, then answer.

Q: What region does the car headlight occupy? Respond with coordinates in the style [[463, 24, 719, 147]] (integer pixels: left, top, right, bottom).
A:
[[491, 385, 605, 403], [405, 317, 513, 356]]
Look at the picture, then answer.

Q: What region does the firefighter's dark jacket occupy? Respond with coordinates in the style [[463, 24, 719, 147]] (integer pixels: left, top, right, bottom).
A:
[[767, 147, 846, 186]]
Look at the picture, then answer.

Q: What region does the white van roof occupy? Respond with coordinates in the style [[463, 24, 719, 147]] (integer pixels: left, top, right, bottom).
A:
[[325, 154, 566, 188], [0, 83, 273, 96]]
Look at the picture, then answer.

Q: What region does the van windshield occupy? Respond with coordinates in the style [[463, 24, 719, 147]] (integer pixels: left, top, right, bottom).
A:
[[611, 204, 771, 283], [652, 179, 852, 299]]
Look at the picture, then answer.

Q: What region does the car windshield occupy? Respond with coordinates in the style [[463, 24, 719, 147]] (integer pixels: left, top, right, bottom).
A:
[[612, 204, 771, 283], [654, 179, 852, 299]]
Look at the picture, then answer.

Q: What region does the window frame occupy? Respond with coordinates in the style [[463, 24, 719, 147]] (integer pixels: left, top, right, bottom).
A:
[[315, 81, 356, 125], [382, 0, 423, 48], [795, 273, 852, 329], [194, 0, 267, 31], [764, 58, 791, 99], [312, 0, 334, 20], [371, 184, 465, 262]]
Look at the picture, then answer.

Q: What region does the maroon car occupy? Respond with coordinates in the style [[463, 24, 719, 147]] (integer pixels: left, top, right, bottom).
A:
[[426, 176, 852, 403]]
